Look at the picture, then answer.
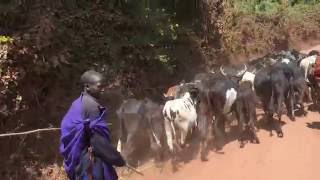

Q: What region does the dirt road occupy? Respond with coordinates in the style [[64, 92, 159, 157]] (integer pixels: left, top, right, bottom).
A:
[[122, 45, 320, 180], [125, 109, 320, 180]]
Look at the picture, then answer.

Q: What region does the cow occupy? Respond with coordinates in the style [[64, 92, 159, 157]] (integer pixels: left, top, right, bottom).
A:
[[254, 61, 298, 137], [234, 81, 260, 148], [162, 85, 199, 154], [196, 75, 235, 159], [116, 98, 165, 164], [196, 73, 260, 161], [300, 50, 320, 104], [299, 51, 319, 84]]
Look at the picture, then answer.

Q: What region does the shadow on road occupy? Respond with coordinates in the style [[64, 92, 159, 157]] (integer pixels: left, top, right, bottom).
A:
[[306, 122, 320, 130]]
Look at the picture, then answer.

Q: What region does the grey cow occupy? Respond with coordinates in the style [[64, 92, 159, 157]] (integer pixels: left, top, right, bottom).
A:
[[116, 98, 165, 164]]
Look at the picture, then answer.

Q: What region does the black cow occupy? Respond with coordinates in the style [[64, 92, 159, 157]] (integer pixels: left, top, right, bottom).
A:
[[254, 62, 297, 137], [116, 98, 165, 164], [196, 73, 259, 161], [234, 81, 260, 148]]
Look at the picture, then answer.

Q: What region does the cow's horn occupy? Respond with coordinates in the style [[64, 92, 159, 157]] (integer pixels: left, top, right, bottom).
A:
[[220, 66, 227, 76], [187, 82, 197, 85], [236, 64, 247, 77]]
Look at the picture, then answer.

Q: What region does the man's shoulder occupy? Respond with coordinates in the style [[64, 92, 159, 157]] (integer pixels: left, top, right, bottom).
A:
[[82, 94, 100, 109]]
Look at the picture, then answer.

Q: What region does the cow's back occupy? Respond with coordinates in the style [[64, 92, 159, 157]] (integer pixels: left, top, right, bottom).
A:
[[117, 99, 147, 133], [254, 67, 272, 98]]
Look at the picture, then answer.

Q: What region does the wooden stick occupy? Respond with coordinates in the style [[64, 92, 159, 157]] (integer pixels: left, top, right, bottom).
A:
[[126, 164, 144, 176], [0, 128, 61, 137], [0, 123, 112, 137]]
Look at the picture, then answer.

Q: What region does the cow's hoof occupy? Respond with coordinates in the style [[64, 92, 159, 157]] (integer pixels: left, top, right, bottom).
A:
[[201, 156, 209, 162], [289, 116, 295, 121], [277, 132, 283, 138], [215, 146, 223, 151]]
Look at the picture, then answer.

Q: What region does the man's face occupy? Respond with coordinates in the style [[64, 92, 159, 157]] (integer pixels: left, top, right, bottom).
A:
[[86, 77, 106, 98]]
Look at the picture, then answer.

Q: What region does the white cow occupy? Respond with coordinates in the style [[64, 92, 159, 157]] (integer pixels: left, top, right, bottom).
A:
[[163, 92, 197, 152], [299, 55, 317, 83]]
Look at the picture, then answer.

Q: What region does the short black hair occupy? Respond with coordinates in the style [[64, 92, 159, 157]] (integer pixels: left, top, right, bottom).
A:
[[80, 70, 105, 85]]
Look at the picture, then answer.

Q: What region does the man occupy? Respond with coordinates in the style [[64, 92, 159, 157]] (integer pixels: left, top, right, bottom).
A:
[[60, 70, 125, 180]]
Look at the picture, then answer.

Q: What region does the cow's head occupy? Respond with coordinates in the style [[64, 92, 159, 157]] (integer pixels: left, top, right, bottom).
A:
[[309, 50, 319, 56], [220, 64, 247, 84], [177, 82, 200, 105]]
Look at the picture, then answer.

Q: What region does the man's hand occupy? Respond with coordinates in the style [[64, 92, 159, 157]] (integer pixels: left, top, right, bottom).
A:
[[90, 133, 126, 167]]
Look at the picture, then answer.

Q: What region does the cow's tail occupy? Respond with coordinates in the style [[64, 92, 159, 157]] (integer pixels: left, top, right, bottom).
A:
[[289, 76, 295, 103], [244, 96, 251, 124], [269, 81, 275, 115]]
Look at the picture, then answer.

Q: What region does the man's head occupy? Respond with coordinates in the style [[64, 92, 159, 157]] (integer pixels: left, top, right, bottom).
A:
[[81, 70, 106, 98]]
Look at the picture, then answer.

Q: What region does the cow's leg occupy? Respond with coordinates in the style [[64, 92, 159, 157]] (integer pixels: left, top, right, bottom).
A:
[[147, 128, 163, 161], [121, 133, 136, 163], [198, 101, 212, 161], [307, 86, 313, 102], [214, 114, 226, 150], [249, 108, 260, 144], [164, 118, 174, 153], [285, 92, 295, 121], [276, 93, 284, 122], [239, 121, 246, 148], [274, 84, 284, 137], [250, 120, 260, 144], [180, 130, 187, 148], [235, 102, 246, 148], [200, 116, 212, 161], [265, 111, 274, 137]]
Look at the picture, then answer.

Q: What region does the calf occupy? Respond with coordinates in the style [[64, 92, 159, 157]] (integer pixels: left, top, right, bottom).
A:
[[234, 81, 260, 148], [163, 89, 198, 153]]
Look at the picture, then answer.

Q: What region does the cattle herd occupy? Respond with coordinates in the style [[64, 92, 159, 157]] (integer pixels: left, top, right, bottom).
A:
[[115, 49, 320, 165]]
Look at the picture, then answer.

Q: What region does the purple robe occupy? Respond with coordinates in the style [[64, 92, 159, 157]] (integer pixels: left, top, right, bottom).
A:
[[59, 94, 118, 180]]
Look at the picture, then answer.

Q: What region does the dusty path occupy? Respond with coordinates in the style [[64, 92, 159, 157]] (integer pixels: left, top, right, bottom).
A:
[[122, 45, 320, 180], [300, 44, 320, 54], [125, 109, 320, 180]]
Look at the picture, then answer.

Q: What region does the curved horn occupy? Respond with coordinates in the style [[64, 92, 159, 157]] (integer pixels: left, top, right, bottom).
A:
[[186, 82, 197, 85], [236, 64, 247, 77], [220, 66, 227, 76]]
